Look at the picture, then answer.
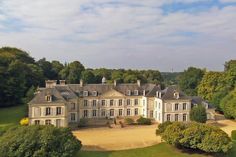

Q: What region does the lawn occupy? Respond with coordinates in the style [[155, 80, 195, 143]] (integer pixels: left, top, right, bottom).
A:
[[0, 105, 26, 131], [77, 142, 236, 157]]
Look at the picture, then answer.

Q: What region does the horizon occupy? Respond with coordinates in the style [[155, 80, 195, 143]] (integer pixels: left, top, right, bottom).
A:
[[0, 0, 236, 71]]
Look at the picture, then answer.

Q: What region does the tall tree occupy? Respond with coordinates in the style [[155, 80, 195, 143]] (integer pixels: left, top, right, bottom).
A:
[[220, 87, 236, 119], [81, 69, 95, 84]]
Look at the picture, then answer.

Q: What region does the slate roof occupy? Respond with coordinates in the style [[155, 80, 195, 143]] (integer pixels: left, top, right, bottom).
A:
[[161, 86, 190, 100]]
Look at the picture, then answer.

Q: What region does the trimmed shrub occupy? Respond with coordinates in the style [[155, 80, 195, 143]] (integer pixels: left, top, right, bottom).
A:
[[232, 130, 236, 141], [190, 105, 207, 123], [156, 121, 172, 135], [125, 118, 134, 125], [136, 117, 152, 125], [20, 117, 29, 126], [0, 125, 82, 157]]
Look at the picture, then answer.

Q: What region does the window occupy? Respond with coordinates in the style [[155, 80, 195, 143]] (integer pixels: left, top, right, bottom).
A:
[[92, 91, 97, 96], [127, 99, 131, 106], [134, 99, 138, 105], [135, 108, 138, 115], [167, 114, 171, 121], [101, 100, 106, 106], [118, 99, 122, 106], [92, 100, 96, 107], [110, 109, 114, 116], [175, 103, 179, 111], [127, 109, 131, 116], [175, 114, 178, 121], [150, 110, 153, 118], [83, 91, 88, 97], [127, 90, 131, 96], [110, 100, 114, 106], [119, 109, 123, 116], [71, 103, 76, 110], [84, 100, 88, 107], [45, 107, 51, 116], [183, 114, 187, 121], [83, 110, 88, 118], [45, 120, 51, 125], [56, 107, 62, 115], [56, 119, 61, 127], [101, 109, 106, 117], [143, 100, 145, 106], [134, 90, 139, 96], [46, 95, 52, 102], [71, 113, 76, 121], [92, 110, 97, 117], [183, 103, 187, 110], [35, 120, 40, 125]]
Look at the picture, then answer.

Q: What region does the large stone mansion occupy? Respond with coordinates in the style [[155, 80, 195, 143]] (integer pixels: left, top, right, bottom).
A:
[[28, 78, 215, 127]]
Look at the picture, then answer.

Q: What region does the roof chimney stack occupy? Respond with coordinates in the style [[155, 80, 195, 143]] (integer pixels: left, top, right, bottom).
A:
[[59, 80, 66, 86], [45, 80, 57, 88], [80, 79, 83, 87], [137, 80, 141, 87], [114, 80, 117, 86]]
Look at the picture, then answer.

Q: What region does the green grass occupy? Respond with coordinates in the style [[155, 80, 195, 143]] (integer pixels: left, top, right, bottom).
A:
[[77, 142, 236, 157], [0, 105, 26, 130]]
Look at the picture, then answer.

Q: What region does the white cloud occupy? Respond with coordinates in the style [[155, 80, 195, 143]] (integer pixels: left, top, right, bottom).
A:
[[220, 0, 236, 3]]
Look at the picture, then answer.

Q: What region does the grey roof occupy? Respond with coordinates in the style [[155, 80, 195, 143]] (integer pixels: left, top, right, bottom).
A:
[[191, 96, 215, 109], [161, 86, 190, 100]]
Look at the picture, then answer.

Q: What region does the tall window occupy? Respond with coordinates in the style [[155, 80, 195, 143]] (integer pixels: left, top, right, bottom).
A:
[[45, 107, 51, 116], [83, 110, 88, 118], [101, 109, 106, 117], [46, 95, 51, 102], [35, 120, 40, 125], [175, 114, 178, 121], [119, 109, 123, 116], [135, 108, 138, 115], [92, 110, 97, 117], [92, 100, 96, 107], [175, 103, 179, 111], [56, 107, 62, 115], [84, 100, 88, 107], [167, 114, 171, 121], [127, 99, 131, 106], [118, 99, 122, 106], [101, 100, 106, 106], [127, 109, 131, 116], [183, 103, 187, 110], [183, 114, 187, 121], [45, 120, 51, 125], [83, 91, 88, 96], [134, 99, 138, 105], [110, 109, 114, 116], [143, 100, 145, 106], [110, 100, 114, 106], [159, 103, 161, 109], [71, 113, 76, 121], [71, 103, 76, 110]]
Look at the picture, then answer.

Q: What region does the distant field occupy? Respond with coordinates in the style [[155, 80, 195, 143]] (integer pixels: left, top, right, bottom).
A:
[[0, 105, 26, 130]]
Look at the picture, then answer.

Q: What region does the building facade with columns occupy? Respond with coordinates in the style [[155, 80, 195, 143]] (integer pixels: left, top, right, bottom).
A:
[[28, 79, 215, 127]]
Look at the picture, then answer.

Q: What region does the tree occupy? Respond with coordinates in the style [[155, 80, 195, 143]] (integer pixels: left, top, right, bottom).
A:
[[81, 69, 95, 84], [37, 58, 57, 80], [51, 60, 64, 80], [178, 67, 204, 96], [0, 126, 82, 157], [190, 105, 207, 123], [220, 87, 236, 119], [111, 70, 123, 83]]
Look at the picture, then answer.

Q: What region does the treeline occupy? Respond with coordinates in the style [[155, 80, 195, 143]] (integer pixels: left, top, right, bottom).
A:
[[177, 62, 236, 119], [0, 47, 164, 107]]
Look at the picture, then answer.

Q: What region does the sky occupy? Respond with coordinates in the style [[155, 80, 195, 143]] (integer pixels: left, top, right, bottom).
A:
[[0, 0, 236, 72]]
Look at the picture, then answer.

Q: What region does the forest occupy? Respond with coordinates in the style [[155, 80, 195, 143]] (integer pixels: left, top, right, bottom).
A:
[[0, 47, 235, 119]]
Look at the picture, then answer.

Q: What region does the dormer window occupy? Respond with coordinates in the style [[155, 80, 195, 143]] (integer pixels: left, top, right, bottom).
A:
[[134, 90, 139, 96], [83, 91, 88, 97], [174, 92, 179, 99], [92, 91, 97, 96], [127, 90, 131, 96], [45, 95, 52, 102]]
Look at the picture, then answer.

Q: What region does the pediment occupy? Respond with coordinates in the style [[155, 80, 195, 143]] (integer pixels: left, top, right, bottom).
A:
[[101, 89, 124, 97]]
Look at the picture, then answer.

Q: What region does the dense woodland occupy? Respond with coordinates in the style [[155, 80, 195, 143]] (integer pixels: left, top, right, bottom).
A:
[[0, 47, 235, 119]]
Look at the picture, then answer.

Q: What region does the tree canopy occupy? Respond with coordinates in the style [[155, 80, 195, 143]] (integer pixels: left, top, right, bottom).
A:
[[190, 105, 207, 123]]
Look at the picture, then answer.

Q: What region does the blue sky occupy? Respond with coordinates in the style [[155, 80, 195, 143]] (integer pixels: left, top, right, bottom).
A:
[[0, 0, 236, 71]]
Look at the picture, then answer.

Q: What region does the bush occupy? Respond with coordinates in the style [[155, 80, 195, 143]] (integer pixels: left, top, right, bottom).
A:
[[232, 130, 236, 141], [190, 105, 207, 123], [20, 117, 29, 126], [160, 122, 232, 153], [0, 125, 82, 157], [156, 121, 172, 135], [78, 118, 88, 127], [125, 118, 134, 125], [136, 117, 152, 125]]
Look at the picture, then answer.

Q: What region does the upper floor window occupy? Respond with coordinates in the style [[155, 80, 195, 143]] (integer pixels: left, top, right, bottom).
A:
[[134, 90, 139, 96], [119, 109, 123, 116], [101, 100, 106, 106], [56, 107, 62, 115], [84, 100, 88, 107], [127, 90, 131, 96], [183, 103, 187, 110], [118, 99, 122, 106], [92, 110, 97, 117], [92, 91, 97, 96], [101, 109, 106, 117], [110, 109, 114, 116], [175, 103, 179, 111], [159, 103, 161, 109], [83, 110, 88, 118], [110, 100, 114, 106], [134, 99, 138, 105], [45, 107, 51, 116], [92, 100, 97, 107], [127, 99, 131, 105], [83, 91, 88, 97], [127, 109, 131, 116]]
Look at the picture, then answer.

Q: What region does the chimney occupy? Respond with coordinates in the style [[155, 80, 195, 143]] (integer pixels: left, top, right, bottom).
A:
[[137, 80, 141, 87], [143, 90, 146, 96], [45, 80, 57, 88], [114, 80, 117, 86], [80, 79, 83, 87], [59, 80, 66, 86]]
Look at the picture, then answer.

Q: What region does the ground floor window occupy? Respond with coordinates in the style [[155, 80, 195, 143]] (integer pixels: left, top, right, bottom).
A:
[[134, 108, 138, 115], [101, 109, 106, 117], [119, 109, 123, 116], [183, 114, 187, 121], [167, 114, 171, 121], [175, 114, 178, 121], [127, 109, 131, 116], [83, 110, 88, 118], [45, 119, 51, 125], [110, 109, 114, 116], [35, 120, 40, 125], [92, 110, 97, 117], [71, 113, 76, 122]]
